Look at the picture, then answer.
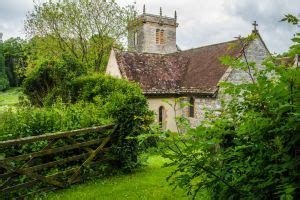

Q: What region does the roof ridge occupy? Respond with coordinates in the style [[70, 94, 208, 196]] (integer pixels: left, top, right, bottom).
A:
[[170, 39, 239, 55]]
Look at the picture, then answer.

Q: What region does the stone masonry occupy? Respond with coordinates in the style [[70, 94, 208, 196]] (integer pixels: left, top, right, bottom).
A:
[[128, 13, 178, 54]]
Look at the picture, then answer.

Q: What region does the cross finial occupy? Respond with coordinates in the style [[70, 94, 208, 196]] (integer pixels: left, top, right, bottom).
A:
[[143, 4, 146, 14], [252, 21, 258, 32]]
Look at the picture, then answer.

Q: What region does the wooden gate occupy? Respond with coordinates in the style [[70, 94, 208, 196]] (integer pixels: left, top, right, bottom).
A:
[[0, 124, 116, 199]]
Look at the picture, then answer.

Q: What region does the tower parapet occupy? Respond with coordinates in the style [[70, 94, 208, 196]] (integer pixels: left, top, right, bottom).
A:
[[128, 6, 178, 54]]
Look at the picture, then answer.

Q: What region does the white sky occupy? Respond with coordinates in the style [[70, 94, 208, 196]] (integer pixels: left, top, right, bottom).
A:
[[0, 0, 299, 54]]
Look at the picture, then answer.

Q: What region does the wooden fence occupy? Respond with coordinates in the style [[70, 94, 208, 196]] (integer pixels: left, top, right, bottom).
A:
[[0, 124, 116, 199]]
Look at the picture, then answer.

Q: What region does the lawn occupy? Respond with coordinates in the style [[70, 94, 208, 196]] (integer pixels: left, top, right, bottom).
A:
[[45, 155, 197, 200], [0, 87, 22, 106]]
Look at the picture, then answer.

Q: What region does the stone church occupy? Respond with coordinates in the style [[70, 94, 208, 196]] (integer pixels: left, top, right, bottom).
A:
[[106, 7, 270, 132]]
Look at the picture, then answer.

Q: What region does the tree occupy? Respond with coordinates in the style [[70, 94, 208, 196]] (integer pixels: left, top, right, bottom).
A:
[[3, 37, 27, 87], [0, 33, 9, 91], [25, 0, 135, 72], [160, 17, 300, 199]]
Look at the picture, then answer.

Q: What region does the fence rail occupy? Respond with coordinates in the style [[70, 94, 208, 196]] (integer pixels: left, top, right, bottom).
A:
[[0, 124, 116, 199]]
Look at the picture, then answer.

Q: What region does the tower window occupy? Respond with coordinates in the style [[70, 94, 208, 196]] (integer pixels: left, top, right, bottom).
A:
[[159, 106, 166, 129], [156, 29, 165, 44], [189, 97, 195, 118]]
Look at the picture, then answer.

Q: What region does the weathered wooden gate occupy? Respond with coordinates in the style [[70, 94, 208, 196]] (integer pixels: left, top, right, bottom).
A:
[[0, 124, 116, 199]]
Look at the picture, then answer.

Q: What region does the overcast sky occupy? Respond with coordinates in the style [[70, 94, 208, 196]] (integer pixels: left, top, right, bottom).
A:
[[0, 0, 299, 54]]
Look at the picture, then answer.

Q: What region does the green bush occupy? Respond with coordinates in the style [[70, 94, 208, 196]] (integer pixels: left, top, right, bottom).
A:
[[2, 74, 153, 171], [161, 60, 299, 199], [22, 55, 87, 105], [68, 74, 154, 171], [0, 101, 110, 140]]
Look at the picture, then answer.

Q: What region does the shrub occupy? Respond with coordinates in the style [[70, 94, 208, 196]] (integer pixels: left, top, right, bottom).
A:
[[68, 74, 154, 171], [161, 60, 299, 199], [0, 101, 110, 140], [22, 55, 87, 105], [2, 74, 153, 171]]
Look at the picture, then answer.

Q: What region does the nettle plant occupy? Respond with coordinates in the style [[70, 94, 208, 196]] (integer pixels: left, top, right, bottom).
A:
[[160, 31, 299, 199]]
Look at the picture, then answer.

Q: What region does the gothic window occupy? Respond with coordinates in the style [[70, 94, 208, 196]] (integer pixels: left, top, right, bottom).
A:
[[159, 106, 166, 129], [189, 97, 195, 118], [156, 29, 165, 44]]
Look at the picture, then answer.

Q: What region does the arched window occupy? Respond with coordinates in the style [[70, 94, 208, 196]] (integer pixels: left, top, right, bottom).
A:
[[189, 97, 195, 118], [159, 106, 165, 129], [156, 29, 165, 44]]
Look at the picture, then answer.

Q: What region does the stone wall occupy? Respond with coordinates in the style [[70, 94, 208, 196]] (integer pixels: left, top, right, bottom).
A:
[[227, 37, 269, 83], [147, 97, 182, 132], [183, 37, 269, 129]]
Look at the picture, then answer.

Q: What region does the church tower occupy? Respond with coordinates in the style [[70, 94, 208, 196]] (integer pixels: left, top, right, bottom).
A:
[[128, 6, 178, 54]]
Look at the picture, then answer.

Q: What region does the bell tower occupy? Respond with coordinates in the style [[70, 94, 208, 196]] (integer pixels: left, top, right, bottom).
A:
[[128, 6, 178, 54]]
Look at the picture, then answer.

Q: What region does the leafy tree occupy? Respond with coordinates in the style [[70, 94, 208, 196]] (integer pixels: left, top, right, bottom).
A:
[[23, 55, 87, 106], [2, 37, 27, 87], [0, 34, 9, 91], [25, 0, 135, 72], [160, 17, 300, 199], [282, 15, 300, 57]]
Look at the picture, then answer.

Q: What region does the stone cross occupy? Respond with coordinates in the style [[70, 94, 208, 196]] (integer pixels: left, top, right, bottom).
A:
[[252, 21, 258, 31]]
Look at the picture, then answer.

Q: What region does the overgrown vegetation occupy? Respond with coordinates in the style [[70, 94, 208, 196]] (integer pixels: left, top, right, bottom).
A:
[[1, 73, 153, 170], [159, 16, 300, 199]]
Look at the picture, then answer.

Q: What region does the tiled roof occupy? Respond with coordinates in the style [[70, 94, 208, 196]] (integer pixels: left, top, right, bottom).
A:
[[115, 40, 243, 96]]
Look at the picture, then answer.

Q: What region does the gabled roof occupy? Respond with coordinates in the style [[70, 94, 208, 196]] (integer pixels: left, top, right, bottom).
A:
[[114, 39, 244, 96]]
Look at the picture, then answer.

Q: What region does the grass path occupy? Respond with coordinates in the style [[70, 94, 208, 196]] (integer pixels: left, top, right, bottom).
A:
[[0, 87, 21, 106], [46, 155, 190, 200]]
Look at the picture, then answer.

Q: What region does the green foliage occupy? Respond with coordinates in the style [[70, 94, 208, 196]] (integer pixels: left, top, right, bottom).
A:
[[0, 40, 9, 91], [2, 37, 28, 87], [282, 14, 299, 25], [283, 15, 300, 57], [25, 0, 135, 72], [160, 21, 300, 199], [161, 61, 299, 199], [0, 101, 110, 140], [22, 55, 87, 106], [67, 74, 154, 171], [3, 73, 153, 172]]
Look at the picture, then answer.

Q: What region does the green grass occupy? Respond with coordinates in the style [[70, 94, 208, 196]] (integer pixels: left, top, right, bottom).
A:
[[45, 155, 190, 200], [0, 87, 22, 106]]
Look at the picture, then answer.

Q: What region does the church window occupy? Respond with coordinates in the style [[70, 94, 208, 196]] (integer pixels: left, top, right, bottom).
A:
[[159, 106, 166, 129], [156, 29, 165, 44], [189, 97, 195, 118]]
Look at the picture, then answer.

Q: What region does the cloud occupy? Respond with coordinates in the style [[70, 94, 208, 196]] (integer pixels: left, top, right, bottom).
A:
[[0, 0, 34, 40], [0, 0, 299, 53], [125, 0, 300, 53]]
